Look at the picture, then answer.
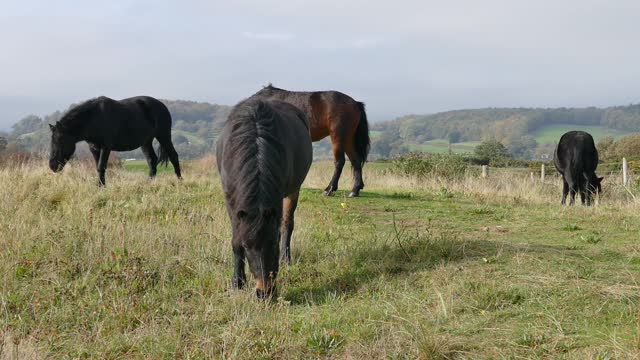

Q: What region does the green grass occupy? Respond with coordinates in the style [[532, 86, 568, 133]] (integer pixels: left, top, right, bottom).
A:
[[1, 160, 640, 358], [121, 159, 176, 174], [531, 124, 630, 145]]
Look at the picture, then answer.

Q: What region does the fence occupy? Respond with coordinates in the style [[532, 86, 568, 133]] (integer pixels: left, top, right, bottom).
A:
[[480, 157, 633, 187]]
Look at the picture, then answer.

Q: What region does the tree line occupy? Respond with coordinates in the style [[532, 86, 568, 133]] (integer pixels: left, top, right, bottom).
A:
[[3, 101, 640, 162], [370, 105, 640, 159]]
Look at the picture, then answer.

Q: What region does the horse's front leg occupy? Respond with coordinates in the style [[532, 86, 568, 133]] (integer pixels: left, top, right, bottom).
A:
[[280, 190, 300, 264], [97, 148, 111, 186], [232, 245, 247, 289]]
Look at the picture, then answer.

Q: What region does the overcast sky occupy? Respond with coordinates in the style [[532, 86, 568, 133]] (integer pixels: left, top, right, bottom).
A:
[[1, 0, 639, 130]]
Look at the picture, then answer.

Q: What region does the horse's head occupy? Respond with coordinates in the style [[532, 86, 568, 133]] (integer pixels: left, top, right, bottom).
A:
[[592, 175, 604, 195], [234, 206, 282, 299], [585, 173, 604, 204], [48, 123, 77, 172]]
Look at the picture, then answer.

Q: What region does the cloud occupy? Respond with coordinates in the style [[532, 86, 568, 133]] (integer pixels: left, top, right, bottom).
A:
[[2, 0, 640, 126], [352, 38, 383, 49], [242, 31, 293, 41]]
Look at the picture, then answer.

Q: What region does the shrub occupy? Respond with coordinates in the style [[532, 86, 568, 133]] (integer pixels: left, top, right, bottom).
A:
[[474, 139, 512, 165], [392, 152, 468, 180]]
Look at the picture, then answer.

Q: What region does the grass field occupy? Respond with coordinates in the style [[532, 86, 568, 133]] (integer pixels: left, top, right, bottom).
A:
[[2, 158, 640, 358], [531, 124, 630, 145]]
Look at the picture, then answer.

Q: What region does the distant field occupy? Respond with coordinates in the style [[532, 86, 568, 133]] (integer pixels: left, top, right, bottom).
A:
[[531, 124, 630, 145], [369, 130, 384, 140], [172, 130, 206, 146], [408, 139, 481, 154]]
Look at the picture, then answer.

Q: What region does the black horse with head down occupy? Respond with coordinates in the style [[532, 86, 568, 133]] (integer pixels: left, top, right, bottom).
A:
[[217, 98, 312, 299], [554, 131, 603, 206], [49, 96, 181, 185]]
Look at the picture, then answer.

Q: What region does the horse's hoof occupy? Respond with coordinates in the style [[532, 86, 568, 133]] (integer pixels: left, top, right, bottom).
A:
[[256, 286, 277, 300], [231, 277, 245, 290], [322, 190, 335, 196], [348, 192, 359, 198]]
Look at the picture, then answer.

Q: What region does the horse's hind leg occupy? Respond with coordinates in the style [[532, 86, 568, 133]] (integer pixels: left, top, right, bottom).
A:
[[346, 145, 364, 198], [280, 190, 300, 264], [89, 144, 101, 168], [97, 148, 111, 186], [141, 142, 158, 178], [323, 139, 345, 196], [569, 188, 577, 206], [561, 180, 569, 205]]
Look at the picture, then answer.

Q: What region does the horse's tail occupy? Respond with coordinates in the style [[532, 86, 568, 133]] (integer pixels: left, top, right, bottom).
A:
[[139, 98, 172, 168], [354, 102, 370, 166], [157, 143, 170, 167]]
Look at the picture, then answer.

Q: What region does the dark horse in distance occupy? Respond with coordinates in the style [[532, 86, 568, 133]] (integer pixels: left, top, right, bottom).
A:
[[554, 131, 603, 206], [217, 98, 312, 299], [49, 96, 182, 185], [251, 84, 369, 197]]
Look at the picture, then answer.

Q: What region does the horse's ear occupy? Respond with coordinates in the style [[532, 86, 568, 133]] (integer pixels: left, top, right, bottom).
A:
[[48, 123, 55, 131]]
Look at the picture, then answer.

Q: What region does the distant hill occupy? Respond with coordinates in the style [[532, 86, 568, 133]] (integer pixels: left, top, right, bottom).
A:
[[5, 100, 640, 160], [371, 105, 640, 159]]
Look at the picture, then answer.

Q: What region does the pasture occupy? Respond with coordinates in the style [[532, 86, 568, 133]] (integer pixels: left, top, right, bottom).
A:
[[531, 124, 629, 145], [1, 159, 640, 359]]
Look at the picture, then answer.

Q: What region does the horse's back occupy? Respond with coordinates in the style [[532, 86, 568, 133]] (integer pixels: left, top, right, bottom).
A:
[[257, 89, 361, 141], [269, 100, 313, 191], [217, 99, 312, 196], [554, 131, 599, 177], [118, 96, 172, 130]]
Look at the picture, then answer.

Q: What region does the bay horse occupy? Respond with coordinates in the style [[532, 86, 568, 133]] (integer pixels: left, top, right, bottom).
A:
[[217, 98, 312, 299], [48, 96, 181, 185], [251, 84, 370, 197]]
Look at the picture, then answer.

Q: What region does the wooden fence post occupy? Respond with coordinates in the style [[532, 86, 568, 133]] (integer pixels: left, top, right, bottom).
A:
[[481, 165, 488, 178], [540, 164, 545, 182], [623, 157, 629, 186], [530, 172, 534, 182]]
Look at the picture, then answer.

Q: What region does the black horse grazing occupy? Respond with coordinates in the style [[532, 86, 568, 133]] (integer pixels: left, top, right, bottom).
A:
[[251, 84, 370, 197], [49, 96, 181, 185], [554, 131, 603, 206], [217, 98, 312, 299]]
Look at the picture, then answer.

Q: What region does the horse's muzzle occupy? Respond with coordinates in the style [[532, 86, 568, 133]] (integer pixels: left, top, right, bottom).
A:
[[49, 162, 64, 173], [255, 277, 277, 299]]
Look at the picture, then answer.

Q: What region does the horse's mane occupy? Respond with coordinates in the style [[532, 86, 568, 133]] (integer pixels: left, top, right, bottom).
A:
[[225, 99, 285, 229], [257, 83, 287, 95], [57, 97, 106, 134]]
